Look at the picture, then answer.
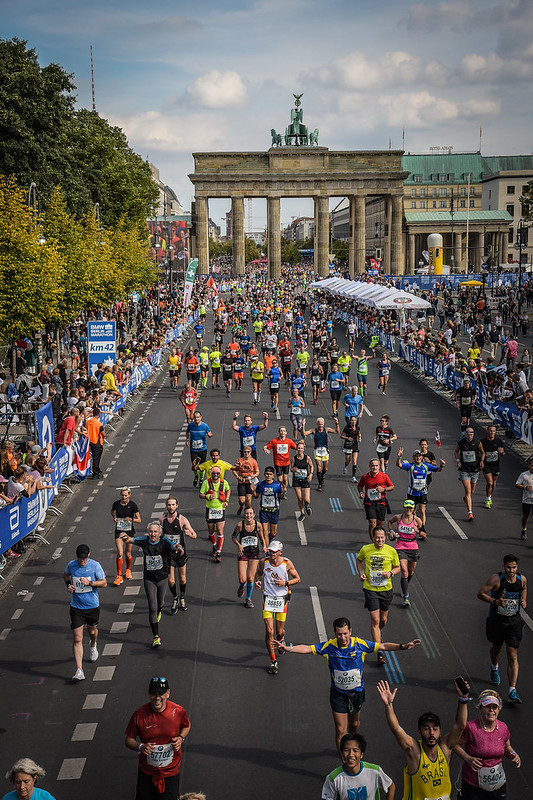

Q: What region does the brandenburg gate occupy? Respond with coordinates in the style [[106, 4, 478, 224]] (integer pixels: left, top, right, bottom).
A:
[[189, 96, 408, 278]]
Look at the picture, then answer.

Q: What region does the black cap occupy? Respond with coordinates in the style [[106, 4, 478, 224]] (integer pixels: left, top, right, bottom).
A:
[[418, 711, 441, 729], [149, 676, 169, 694], [76, 544, 90, 558]]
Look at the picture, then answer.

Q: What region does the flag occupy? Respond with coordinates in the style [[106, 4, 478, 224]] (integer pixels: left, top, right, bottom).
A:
[[206, 276, 218, 292], [435, 431, 441, 448], [183, 258, 198, 309], [73, 436, 91, 479]]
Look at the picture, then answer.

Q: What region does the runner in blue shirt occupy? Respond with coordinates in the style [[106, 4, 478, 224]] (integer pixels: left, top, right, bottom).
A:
[[289, 368, 306, 396], [253, 466, 284, 542], [342, 385, 364, 423], [268, 358, 282, 410], [327, 364, 346, 419], [186, 410, 212, 486], [193, 322, 204, 347], [396, 447, 445, 538], [240, 331, 251, 358], [276, 616, 420, 752], [232, 411, 269, 458], [64, 543, 107, 682]]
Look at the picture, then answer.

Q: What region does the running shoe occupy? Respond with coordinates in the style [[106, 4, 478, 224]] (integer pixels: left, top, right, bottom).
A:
[[237, 505, 243, 516], [351, 476, 357, 483], [152, 635, 162, 648], [170, 598, 179, 615], [299, 512, 306, 522], [89, 646, 99, 662], [6, 549, 20, 558], [113, 575, 123, 586], [520, 529, 527, 540], [237, 584, 245, 598], [244, 599, 254, 608], [485, 498, 492, 508], [268, 660, 279, 674], [306, 504, 312, 515], [468, 512, 474, 521], [72, 668, 85, 681], [211, 544, 217, 556], [508, 688, 522, 704], [125, 569, 132, 580], [193, 475, 198, 487], [317, 485, 323, 492], [157, 610, 162, 623], [179, 598, 187, 611], [490, 666, 500, 685], [377, 652, 386, 665], [214, 553, 221, 563], [402, 596, 411, 608], [342, 466, 347, 475]]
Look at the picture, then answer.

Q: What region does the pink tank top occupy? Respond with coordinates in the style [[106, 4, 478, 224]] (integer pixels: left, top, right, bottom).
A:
[[395, 517, 419, 551]]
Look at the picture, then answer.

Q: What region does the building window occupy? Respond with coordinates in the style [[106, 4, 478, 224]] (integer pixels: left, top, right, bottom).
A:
[[414, 175, 422, 183], [420, 201, 426, 209], [460, 187, 466, 197], [508, 228, 514, 243], [507, 185, 515, 194], [448, 174, 455, 181], [439, 200, 447, 208], [411, 201, 417, 208], [439, 174, 446, 182], [432, 188, 437, 197], [460, 200, 466, 208], [432, 201, 437, 208], [439, 187, 446, 197], [488, 190, 492, 199], [420, 188, 426, 198], [506, 204, 514, 217], [469, 187, 475, 196], [469, 199, 475, 207], [411, 189, 417, 197]]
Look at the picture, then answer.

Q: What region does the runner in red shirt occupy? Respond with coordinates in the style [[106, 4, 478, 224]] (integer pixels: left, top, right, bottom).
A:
[[125, 676, 191, 800], [358, 458, 394, 539], [264, 426, 296, 493], [179, 380, 198, 422]]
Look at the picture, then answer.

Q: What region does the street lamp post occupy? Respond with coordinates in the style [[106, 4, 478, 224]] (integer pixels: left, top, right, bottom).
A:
[[517, 219, 525, 312], [449, 188, 455, 274]]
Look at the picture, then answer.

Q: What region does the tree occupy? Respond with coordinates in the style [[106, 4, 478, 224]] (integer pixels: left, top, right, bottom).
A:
[[331, 238, 349, 261], [520, 182, 533, 222], [245, 237, 260, 262], [280, 237, 302, 264]]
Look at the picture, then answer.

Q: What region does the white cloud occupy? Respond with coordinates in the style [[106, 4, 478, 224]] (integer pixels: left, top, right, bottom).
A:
[[402, 1, 471, 31], [108, 110, 229, 153], [305, 50, 424, 91], [458, 52, 533, 83], [378, 91, 459, 128], [185, 70, 247, 109], [459, 98, 501, 117]]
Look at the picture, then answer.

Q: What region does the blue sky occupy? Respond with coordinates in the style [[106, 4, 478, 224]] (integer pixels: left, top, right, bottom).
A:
[[3, 0, 533, 228]]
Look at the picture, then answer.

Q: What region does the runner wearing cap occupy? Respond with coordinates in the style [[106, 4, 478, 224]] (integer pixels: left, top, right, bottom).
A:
[[456, 375, 476, 432], [125, 676, 191, 800], [276, 617, 420, 752], [455, 428, 484, 521], [255, 541, 300, 675], [63, 543, 107, 682], [250, 354, 265, 405], [387, 501, 423, 607], [396, 447, 445, 538], [199, 466, 231, 563]]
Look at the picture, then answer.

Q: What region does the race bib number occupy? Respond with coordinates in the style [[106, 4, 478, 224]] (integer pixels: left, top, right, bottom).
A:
[[497, 598, 519, 617], [369, 570, 388, 587], [264, 595, 285, 612], [116, 518, 132, 532], [145, 555, 163, 571], [524, 489, 533, 503], [241, 535, 258, 548], [261, 495, 276, 509], [376, 443, 388, 453], [343, 447, 353, 454], [314, 447, 328, 457], [242, 435, 255, 447], [461, 396, 472, 405], [412, 478, 426, 491], [208, 507, 224, 520], [312, 375, 320, 383], [424, 795, 449, 800], [191, 439, 204, 450], [73, 577, 93, 593], [380, 368, 389, 376], [462, 450, 476, 463], [330, 380, 340, 389], [270, 382, 279, 389], [367, 488, 381, 501], [333, 668, 361, 690], [478, 763, 505, 792], [147, 743, 173, 768], [295, 469, 308, 479], [291, 406, 301, 415], [486, 451, 499, 462], [277, 443, 289, 455]]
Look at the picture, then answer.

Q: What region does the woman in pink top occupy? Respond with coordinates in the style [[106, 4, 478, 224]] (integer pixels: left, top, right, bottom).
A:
[[387, 499, 422, 608], [454, 689, 521, 799]]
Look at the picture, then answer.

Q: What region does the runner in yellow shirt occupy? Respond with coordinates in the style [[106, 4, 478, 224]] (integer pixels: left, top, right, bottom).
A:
[[250, 355, 265, 405]]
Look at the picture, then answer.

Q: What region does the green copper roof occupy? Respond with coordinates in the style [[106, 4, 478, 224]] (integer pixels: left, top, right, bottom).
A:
[[402, 153, 533, 184], [405, 210, 513, 223]]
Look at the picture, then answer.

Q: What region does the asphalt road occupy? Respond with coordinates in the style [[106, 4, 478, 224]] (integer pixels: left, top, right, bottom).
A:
[[0, 318, 531, 800]]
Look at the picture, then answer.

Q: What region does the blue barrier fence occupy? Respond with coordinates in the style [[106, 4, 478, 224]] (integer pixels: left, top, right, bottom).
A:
[[0, 313, 198, 556]]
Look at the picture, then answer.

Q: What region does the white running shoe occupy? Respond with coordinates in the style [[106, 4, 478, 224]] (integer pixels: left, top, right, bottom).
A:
[[89, 646, 99, 662], [72, 668, 85, 681]]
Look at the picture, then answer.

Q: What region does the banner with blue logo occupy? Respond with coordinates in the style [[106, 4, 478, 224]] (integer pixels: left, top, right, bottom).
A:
[[35, 401, 55, 455], [88, 321, 116, 377]]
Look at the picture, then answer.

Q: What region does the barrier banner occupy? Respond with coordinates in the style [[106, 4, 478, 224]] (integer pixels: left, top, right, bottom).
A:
[[73, 436, 91, 479], [184, 258, 198, 309], [35, 401, 56, 455]]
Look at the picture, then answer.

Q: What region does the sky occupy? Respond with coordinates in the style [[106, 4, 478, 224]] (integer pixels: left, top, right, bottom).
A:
[[3, 0, 533, 229]]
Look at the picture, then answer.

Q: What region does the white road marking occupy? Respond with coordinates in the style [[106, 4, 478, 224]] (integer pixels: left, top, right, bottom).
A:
[[68, 526, 76, 533], [0, 628, 11, 640], [23, 592, 34, 602], [53, 548, 63, 559], [117, 603, 135, 614], [11, 609, 23, 620], [72, 722, 97, 741], [123, 585, 140, 596], [363, 405, 373, 417], [521, 608, 533, 633], [61, 537, 69, 544], [87, 496, 94, 503], [102, 643, 123, 656], [134, 557, 143, 565], [81, 506, 88, 513], [74, 516, 82, 523], [93, 666, 116, 681], [83, 694, 106, 710], [294, 511, 307, 545], [438, 506, 468, 540], [110, 621, 129, 634], [57, 758, 86, 780], [310, 586, 327, 641], [153, 503, 167, 510], [34, 576, 44, 585]]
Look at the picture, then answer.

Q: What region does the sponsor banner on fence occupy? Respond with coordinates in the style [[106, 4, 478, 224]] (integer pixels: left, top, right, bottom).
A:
[[88, 321, 116, 377], [35, 401, 55, 455]]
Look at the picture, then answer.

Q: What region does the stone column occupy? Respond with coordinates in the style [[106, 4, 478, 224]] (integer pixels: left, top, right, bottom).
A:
[[454, 231, 462, 273], [390, 194, 404, 275], [315, 195, 330, 277], [473, 231, 482, 271], [408, 233, 416, 273], [354, 196, 366, 275], [232, 196, 245, 275], [267, 196, 281, 281], [195, 195, 209, 275], [499, 232, 506, 265], [348, 196, 356, 279], [384, 196, 392, 271]]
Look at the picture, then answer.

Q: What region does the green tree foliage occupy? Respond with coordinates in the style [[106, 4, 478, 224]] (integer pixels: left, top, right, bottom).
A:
[[0, 38, 158, 231], [209, 239, 232, 258], [331, 239, 348, 260], [520, 182, 533, 221], [245, 237, 260, 262], [280, 237, 302, 264]]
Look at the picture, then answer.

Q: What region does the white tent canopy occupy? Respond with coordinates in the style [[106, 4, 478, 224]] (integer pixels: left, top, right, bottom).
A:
[[311, 277, 431, 310]]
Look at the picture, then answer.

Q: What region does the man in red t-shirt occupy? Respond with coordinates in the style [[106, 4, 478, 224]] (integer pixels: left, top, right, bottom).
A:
[[55, 409, 76, 447], [264, 426, 296, 493], [125, 677, 191, 799], [358, 458, 394, 539]]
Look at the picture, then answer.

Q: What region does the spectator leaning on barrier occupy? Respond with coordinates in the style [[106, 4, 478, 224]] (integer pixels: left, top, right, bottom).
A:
[[86, 406, 105, 479]]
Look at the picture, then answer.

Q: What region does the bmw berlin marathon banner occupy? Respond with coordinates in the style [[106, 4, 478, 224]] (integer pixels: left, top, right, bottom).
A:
[[88, 321, 117, 376], [183, 258, 198, 309]]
